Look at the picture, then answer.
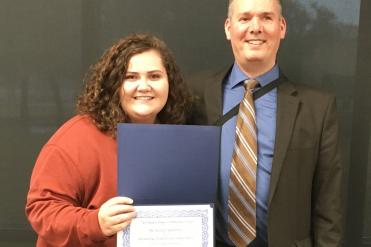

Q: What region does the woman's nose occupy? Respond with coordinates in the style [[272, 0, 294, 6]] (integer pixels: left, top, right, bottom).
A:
[[137, 77, 151, 90]]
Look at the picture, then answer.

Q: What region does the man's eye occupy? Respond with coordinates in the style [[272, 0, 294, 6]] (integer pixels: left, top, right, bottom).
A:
[[263, 16, 272, 21]]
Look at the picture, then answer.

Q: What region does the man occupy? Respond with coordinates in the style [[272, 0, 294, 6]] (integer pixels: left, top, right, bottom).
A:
[[188, 0, 343, 246]]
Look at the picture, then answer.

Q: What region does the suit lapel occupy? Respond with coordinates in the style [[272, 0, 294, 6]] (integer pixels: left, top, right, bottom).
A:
[[204, 67, 232, 124], [268, 77, 300, 206]]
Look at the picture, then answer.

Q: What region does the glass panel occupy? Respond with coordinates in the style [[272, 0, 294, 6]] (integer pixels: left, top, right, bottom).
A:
[[364, 128, 371, 245]]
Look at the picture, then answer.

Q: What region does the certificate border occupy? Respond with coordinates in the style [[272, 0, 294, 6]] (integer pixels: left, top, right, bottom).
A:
[[119, 205, 213, 247]]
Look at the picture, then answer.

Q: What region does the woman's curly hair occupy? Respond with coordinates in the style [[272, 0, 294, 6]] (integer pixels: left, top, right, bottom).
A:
[[77, 33, 192, 137]]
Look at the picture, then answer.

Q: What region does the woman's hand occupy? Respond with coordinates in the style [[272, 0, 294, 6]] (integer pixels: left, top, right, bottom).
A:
[[98, 197, 136, 236]]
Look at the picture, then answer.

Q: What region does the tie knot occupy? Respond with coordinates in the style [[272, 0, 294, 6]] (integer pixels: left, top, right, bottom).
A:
[[244, 79, 258, 91]]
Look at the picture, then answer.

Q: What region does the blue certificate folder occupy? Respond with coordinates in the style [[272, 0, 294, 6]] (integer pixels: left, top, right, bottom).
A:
[[117, 124, 220, 204]]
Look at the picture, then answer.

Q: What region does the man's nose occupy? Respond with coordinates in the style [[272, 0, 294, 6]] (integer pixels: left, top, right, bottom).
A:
[[249, 18, 262, 33]]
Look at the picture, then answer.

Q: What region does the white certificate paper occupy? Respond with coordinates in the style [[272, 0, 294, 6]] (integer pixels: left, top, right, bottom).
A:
[[117, 204, 214, 247]]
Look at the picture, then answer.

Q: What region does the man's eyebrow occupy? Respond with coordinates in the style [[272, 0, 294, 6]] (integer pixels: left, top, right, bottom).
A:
[[260, 11, 275, 16], [237, 11, 275, 16]]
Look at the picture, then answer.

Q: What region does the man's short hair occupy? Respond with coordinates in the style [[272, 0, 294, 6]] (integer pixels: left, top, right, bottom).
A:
[[227, 0, 283, 17]]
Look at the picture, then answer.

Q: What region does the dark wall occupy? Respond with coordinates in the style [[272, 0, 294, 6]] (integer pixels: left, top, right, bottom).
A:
[[0, 1, 82, 245], [0, 0, 370, 246]]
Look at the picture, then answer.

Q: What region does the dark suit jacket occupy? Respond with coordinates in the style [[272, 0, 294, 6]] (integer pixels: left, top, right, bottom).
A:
[[188, 67, 344, 247]]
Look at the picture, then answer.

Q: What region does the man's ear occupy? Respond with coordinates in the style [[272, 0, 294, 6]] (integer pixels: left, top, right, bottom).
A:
[[280, 16, 287, 39], [225, 18, 231, 40]]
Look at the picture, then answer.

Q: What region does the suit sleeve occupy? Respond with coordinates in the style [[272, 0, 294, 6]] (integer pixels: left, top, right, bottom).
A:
[[312, 97, 344, 247], [25, 145, 110, 246], [186, 76, 207, 125]]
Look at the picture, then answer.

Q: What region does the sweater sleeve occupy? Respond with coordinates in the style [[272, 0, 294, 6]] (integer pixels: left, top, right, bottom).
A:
[[26, 144, 111, 246]]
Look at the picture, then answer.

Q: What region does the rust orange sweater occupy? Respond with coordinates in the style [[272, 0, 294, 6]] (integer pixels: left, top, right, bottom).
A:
[[26, 115, 117, 246]]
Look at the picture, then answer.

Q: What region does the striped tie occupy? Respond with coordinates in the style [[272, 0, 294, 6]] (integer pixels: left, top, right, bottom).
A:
[[228, 79, 258, 247]]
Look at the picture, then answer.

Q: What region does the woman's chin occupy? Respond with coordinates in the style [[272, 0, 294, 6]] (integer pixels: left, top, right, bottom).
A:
[[128, 113, 157, 124]]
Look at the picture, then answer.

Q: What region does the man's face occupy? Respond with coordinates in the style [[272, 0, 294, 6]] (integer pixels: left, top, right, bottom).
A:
[[225, 0, 286, 73]]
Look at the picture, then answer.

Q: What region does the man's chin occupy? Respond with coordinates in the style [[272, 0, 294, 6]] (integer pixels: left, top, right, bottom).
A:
[[244, 56, 265, 63]]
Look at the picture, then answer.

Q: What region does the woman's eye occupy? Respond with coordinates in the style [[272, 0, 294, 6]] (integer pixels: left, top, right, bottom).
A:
[[125, 74, 137, 80], [150, 73, 162, 80]]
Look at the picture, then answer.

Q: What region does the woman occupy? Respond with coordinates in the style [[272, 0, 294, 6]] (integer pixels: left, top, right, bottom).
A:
[[26, 33, 191, 247]]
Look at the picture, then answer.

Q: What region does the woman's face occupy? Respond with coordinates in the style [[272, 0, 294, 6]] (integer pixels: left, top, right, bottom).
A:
[[120, 49, 169, 124]]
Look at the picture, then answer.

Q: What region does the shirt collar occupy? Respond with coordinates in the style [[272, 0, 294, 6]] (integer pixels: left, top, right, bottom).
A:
[[225, 62, 280, 89]]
